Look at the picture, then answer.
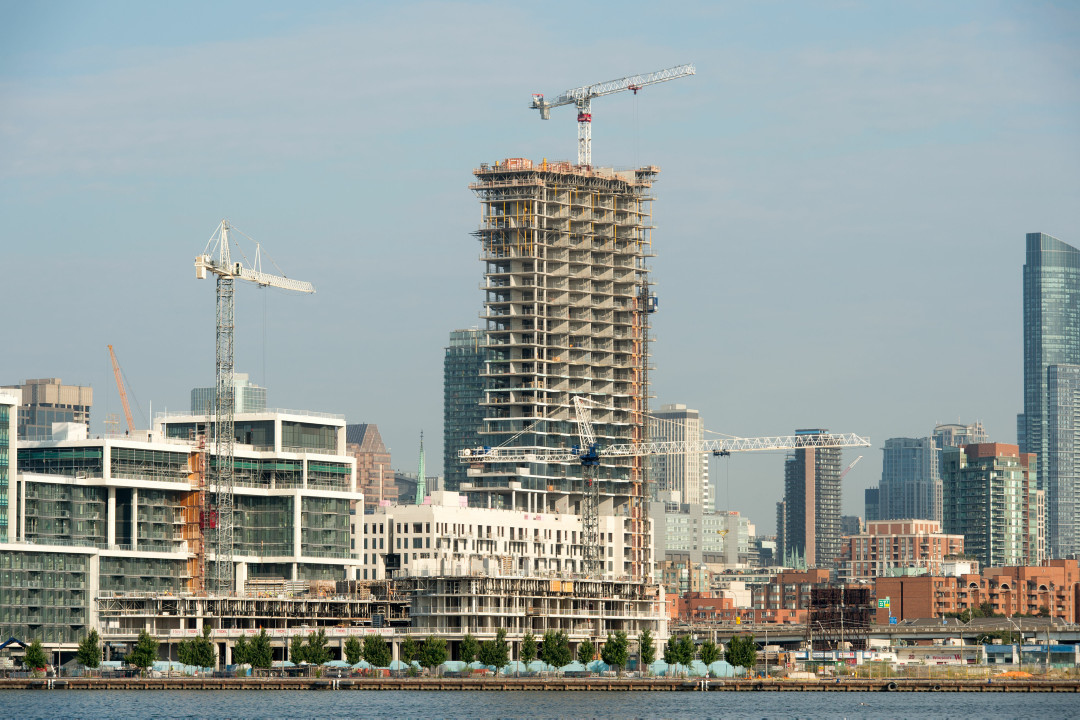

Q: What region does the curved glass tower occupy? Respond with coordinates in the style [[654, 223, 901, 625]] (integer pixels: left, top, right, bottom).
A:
[[1020, 232, 1080, 558]]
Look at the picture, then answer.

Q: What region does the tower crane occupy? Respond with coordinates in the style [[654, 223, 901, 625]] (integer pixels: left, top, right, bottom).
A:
[[195, 219, 315, 594], [107, 344, 136, 435], [461, 397, 871, 578], [530, 64, 695, 167]]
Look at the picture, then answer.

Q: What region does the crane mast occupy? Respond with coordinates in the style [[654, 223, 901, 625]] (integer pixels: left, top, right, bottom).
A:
[[195, 220, 314, 595], [530, 64, 695, 166]]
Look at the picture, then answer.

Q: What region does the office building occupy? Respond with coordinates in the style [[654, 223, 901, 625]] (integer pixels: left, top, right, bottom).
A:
[[878, 436, 940, 522], [190, 372, 266, 415], [346, 423, 395, 512], [1019, 232, 1080, 557], [466, 158, 658, 581], [1, 378, 92, 440], [863, 487, 879, 523], [443, 329, 485, 491], [942, 443, 1044, 568], [648, 403, 706, 506], [780, 429, 843, 567]]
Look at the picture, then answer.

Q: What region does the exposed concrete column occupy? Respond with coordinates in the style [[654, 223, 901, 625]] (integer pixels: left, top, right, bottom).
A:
[[131, 488, 139, 550], [293, 492, 302, 562], [107, 487, 116, 547]]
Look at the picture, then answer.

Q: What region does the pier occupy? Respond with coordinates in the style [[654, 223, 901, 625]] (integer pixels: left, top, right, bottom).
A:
[[2, 677, 1078, 692]]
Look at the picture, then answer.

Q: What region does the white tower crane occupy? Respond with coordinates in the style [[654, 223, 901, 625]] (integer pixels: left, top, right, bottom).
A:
[[195, 220, 315, 594], [530, 63, 695, 167], [461, 397, 871, 578]]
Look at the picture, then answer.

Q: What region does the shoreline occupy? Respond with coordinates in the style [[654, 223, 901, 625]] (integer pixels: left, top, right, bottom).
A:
[[2, 677, 1078, 692]]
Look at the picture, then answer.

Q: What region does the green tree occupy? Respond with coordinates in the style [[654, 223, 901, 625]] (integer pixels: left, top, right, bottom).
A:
[[22, 640, 48, 673], [401, 635, 419, 664], [600, 631, 629, 675], [726, 634, 757, 671], [77, 629, 102, 669], [362, 634, 391, 668], [700, 639, 720, 669], [479, 629, 510, 676], [249, 629, 273, 669], [676, 634, 695, 668], [126, 630, 158, 673], [638, 629, 656, 673], [290, 634, 308, 664], [420, 636, 447, 674], [233, 635, 251, 666], [344, 636, 363, 665], [577, 639, 595, 667], [520, 632, 538, 667], [178, 627, 216, 669], [305, 629, 330, 666], [459, 633, 479, 664], [540, 630, 571, 669]]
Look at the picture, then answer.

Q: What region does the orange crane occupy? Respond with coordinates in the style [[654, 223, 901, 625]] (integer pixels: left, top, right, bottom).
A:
[[107, 344, 136, 434]]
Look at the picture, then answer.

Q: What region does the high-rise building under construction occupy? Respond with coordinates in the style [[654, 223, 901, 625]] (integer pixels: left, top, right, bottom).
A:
[[464, 158, 658, 580]]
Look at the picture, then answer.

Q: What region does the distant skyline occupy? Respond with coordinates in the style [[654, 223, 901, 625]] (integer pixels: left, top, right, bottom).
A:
[[2, 1, 1078, 534]]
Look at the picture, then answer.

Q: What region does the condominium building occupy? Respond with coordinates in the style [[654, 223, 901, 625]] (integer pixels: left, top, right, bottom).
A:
[[942, 443, 1044, 568], [190, 372, 266, 415], [358, 490, 632, 581], [157, 409, 361, 587], [0, 378, 92, 440], [465, 158, 658, 581], [873, 559, 1080, 623], [443, 328, 485, 492], [781, 429, 843, 567], [648, 403, 707, 506], [0, 409, 363, 648], [837, 520, 965, 583], [1019, 232, 1080, 557], [346, 423, 395, 512], [877, 436, 940, 522]]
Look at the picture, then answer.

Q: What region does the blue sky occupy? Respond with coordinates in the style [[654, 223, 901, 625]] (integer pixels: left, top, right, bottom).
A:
[[2, 1, 1078, 532]]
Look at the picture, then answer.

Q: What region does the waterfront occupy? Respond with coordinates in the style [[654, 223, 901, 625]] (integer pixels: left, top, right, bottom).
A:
[[0, 690, 1077, 720]]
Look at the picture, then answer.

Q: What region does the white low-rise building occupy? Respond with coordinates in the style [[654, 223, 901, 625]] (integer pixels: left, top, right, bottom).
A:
[[359, 491, 636, 580]]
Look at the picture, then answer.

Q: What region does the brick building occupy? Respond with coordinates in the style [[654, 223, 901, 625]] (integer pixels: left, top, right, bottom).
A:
[[837, 519, 965, 582], [873, 559, 1080, 623]]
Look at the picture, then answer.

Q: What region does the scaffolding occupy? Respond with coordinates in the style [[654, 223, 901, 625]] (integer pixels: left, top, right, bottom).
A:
[[467, 158, 658, 581], [808, 586, 872, 651]]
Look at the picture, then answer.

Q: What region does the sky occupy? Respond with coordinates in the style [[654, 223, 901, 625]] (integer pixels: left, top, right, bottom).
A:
[[2, 1, 1078, 534]]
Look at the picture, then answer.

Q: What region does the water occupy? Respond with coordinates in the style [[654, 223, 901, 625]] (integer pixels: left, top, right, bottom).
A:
[[0, 690, 1075, 720]]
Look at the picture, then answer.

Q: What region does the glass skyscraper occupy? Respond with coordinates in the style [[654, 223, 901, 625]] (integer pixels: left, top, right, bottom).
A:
[[442, 328, 485, 491], [1019, 232, 1080, 557]]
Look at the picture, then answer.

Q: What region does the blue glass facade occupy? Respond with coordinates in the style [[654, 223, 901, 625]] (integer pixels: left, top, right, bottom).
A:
[[1020, 232, 1080, 557]]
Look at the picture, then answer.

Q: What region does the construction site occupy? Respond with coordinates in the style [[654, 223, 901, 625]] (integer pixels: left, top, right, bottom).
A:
[[0, 65, 871, 668]]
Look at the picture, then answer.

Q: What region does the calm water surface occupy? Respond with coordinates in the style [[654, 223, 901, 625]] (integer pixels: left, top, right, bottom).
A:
[[0, 689, 1075, 719]]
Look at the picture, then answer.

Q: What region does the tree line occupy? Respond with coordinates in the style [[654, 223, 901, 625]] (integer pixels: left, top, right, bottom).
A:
[[68, 627, 760, 674]]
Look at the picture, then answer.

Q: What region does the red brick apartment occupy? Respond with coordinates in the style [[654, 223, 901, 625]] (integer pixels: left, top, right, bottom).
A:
[[874, 559, 1080, 623]]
